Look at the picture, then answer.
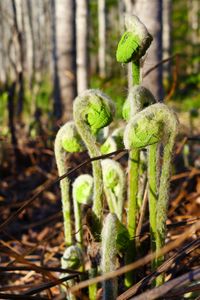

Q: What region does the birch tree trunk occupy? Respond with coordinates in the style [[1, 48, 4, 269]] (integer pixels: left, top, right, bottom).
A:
[[51, 0, 62, 120], [162, 0, 172, 80], [51, 0, 76, 121], [11, 0, 25, 118], [98, 0, 106, 78], [24, 0, 35, 87], [41, 1, 52, 76], [188, 0, 200, 74], [0, 2, 7, 83], [124, 0, 133, 14], [134, 0, 164, 101], [118, 0, 125, 34], [0, 2, 18, 83], [76, 0, 89, 94]]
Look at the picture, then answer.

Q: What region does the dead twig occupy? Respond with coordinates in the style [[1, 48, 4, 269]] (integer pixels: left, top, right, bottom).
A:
[[143, 54, 179, 79]]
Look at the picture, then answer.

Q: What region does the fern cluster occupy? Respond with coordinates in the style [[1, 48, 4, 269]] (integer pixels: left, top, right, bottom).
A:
[[54, 14, 179, 299]]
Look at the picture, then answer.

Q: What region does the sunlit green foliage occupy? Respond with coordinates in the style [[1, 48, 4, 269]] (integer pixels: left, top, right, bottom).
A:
[[0, 91, 8, 127]]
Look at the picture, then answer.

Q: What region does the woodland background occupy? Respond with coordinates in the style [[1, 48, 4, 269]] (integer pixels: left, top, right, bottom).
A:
[[0, 0, 199, 145]]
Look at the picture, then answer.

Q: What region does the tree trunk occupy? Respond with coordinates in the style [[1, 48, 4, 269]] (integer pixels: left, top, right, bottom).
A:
[[118, 0, 125, 33], [124, 0, 134, 13], [188, 0, 200, 74], [51, 0, 76, 121], [41, 1, 52, 77], [98, 0, 106, 78], [162, 0, 172, 80], [11, 0, 25, 118], [25, 0, 36, 88], [76, 0, 89, 94], [0, 2, 7, 83], [51, 0, 62, 120], [134, 0, 164, 101], [7, 82, 21, 170]]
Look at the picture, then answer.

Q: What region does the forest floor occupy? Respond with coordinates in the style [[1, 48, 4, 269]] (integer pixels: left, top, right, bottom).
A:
[[0, 119, 200, 300]]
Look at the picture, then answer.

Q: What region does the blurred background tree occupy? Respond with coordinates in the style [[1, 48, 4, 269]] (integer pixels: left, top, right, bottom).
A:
[[0, 0, 199, 148], [134, 0, 164, 100], [51, 0, 76, 121]]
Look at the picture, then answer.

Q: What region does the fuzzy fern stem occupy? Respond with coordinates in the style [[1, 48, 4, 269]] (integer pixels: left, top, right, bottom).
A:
[[155, 132, 177, 285], [132, 60, 140, 86], [101, 214, 118, 300], [148, 143, 158, 256], [101, 213, 130, 299], [125, 148, 140, 287], [127, 59, 140, 239], [54, 143, 72, 246], [127, 58, 140, 235]]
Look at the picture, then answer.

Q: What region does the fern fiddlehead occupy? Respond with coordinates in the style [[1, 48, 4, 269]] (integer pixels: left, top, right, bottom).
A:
[[116, 14, 152, 86], [116, 14, 154, 287], [124, 103, 179, 284], [72, 174, 93, 247], [101, 159, 126, 221], [73, 89, 115, 238], [54, 121, 85, 246]]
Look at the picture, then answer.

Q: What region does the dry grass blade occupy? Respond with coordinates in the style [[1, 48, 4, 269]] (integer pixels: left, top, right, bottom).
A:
[[169, 168, 200, 217], [117, 237, 200, 299], [171, 167, 200, 182], [130, 268, 200, 300], [0, 294, 48, 300], [164, 282, 200, 298], [167, 217, 200, 229], [0, 149, 128, 233], [0, 265, 82, 274], [175, 136, 188, 155], [21, 211, 62, 230], [0, 246, 57, 281], [21, 274, 78, 296], [0, 284, 33, 292], [3, 227, 61, 267], [70, 221, 200, 293], [136, 181, 148, 245]]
